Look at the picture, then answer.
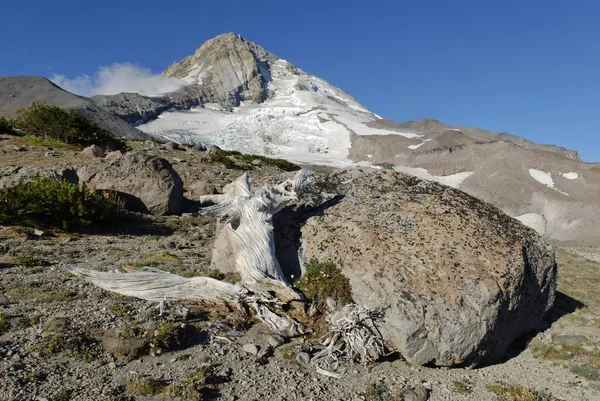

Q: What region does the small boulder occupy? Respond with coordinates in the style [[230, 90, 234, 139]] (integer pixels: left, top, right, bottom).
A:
[[166, 142, 184, 151], [189, 180, 216, 197], [243, 343, 259, 356], [105, 150, 123, 160], [81, 144, 104, 158], [77, 153, 184, 215], [403, 386, 428, 401], [296, 352, 311, 365]]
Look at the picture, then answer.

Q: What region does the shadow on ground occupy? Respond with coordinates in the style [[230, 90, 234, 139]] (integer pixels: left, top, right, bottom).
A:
[[85, 213, 175, 237], [500, 291, 585, 364]]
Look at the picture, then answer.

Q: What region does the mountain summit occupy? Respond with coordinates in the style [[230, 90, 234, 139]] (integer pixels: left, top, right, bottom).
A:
[[163, 33, 277, 107], [92, 33, 600, 244]]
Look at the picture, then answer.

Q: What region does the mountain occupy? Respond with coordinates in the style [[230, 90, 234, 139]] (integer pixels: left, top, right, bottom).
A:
[[0, 76, 147, 139], [108, 33, 598, 245], [10, 33, 597, 245]]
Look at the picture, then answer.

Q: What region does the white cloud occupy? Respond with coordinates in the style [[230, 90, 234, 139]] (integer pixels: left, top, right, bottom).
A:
[[51, 63, 188, 97]]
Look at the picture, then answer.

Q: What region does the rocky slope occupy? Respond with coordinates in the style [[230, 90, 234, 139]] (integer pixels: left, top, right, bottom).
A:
[[0, 76, 147, 139], [1, 136, 599, 400]]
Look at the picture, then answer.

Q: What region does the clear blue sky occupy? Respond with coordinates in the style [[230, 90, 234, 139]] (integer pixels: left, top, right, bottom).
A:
[[1, 0, 598, 161]]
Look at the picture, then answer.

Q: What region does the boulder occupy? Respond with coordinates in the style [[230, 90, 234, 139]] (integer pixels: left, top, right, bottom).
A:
[[189, 180, 216, 197], [0, 165, 78, 189], [105, 150, 123, 161], [77, 153, 184, 215], [81, 144, 105, 158], [297, 169, 556, 367]]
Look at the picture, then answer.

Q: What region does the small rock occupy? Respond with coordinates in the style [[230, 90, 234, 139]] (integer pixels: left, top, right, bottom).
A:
[[45, 150, 57, 157], [403, 386, 428, 401], [193, 144, 207, 152], [296, 352, 311, 365], [173, 157, 185, 163], [163, 240, 177, 249], [207, 145, 222, 155], [552, 334, 589, 345], [266, 335, 285, 348], [33, 229, 45, 237], [189, 180, 216, 197], [105, 150, 123, 160], [166, 142, 184, 151], [251, 159, 262, 166], [10, 145, 26, 152], [81, 144, 104, 158], [11, 354, 20, 361], [243, 344, 259, 356]]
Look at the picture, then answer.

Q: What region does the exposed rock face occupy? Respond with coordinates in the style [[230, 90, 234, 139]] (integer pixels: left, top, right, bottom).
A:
[[77, 153, 184, 215], [0, 76, 148, 139], [91, 86, 207, 125], [163, 33, 278, 108], [298, 169, 557, 367]]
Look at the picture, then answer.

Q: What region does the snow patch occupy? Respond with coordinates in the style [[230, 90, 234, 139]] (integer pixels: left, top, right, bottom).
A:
[[528, 169, 569, 196], [516, 213, 546, 235], [393, 166, 474, 189], [529, 169, 555, 188], [408, 142, 424, 150], [560, 171, 579, 180]]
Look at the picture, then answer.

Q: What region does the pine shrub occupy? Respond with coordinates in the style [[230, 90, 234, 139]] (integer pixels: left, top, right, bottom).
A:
[[0, 177, 121, 230], [294, 258, 353, 307], [13, 102, 122, 148], [0, 117, 16, 134]]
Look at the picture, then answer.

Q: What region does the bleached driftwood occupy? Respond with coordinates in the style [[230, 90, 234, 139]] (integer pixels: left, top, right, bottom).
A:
[[68, 170, 312, 337], [310, 304, 387, 371]]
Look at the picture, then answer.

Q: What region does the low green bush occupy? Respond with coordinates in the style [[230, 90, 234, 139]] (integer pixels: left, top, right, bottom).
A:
[[0, 176, 121, 230], [13, 102, 122, 148], [294, 258, 353, 307], [0, 117, 16, 134], [209, 148, 300, 171]]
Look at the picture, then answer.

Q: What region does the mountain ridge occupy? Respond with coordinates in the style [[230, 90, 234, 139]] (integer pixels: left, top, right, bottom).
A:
[[0, 33, 598, 244]]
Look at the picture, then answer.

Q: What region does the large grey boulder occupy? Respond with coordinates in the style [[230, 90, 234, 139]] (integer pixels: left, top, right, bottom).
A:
[[77, 153, 184, 215], [298, 169, 557, 367]]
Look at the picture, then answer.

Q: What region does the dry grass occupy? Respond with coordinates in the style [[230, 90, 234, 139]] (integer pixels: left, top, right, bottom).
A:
[[530, 342, 597, 363], [486, 383, 564, 401], [6, 283, 76, 303], [555, 248, 600, 312]]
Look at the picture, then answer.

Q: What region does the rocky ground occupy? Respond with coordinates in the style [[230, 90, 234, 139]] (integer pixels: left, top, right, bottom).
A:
[[1, 136, 599, 401]]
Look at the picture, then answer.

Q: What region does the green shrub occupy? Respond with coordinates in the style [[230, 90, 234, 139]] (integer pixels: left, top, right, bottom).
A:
[[0, 176, 121, 230], [14, 102, 122, 147], [0, 117, 16, 134], [294, 258, 353, 307], [209, 148, 300, 171], [0, 313, 10, 335]]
